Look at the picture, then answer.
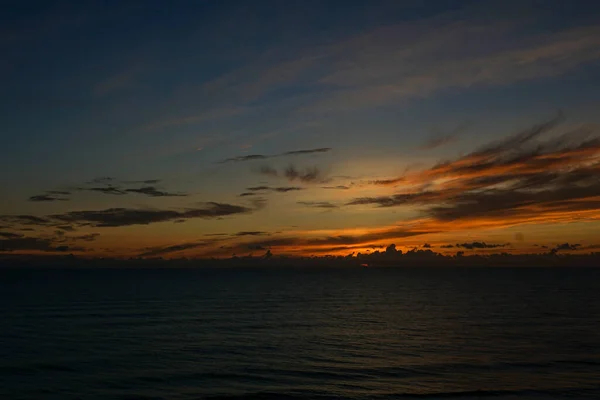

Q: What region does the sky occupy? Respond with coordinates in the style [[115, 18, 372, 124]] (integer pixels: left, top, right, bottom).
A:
[[1, 0, 600, 259]]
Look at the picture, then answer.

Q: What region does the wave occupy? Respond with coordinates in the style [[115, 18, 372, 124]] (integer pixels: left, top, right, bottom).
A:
[[201, 386, 600, 399]]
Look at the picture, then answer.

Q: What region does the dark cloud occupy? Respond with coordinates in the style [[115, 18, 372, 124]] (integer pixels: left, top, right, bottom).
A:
[[51, 202, 253, 227], [72, 233, 100, 242], [56, 225, 76, 231], [87, 186, 127, 195], [258, 165, 279, 177], [297, 201, 338, 209], [281, 148, 332, 156], [235, 231, 269, 236], [284, 165, 323, 183], [220, 154, 269, 163], [456, 242, 510, 250], [124, 179, 161, 184], [87, 177, 115, 184], [475, 113, 564, 157], [239, 192, 257, 197], [440, 244, 455, 248], [74, 178, 180, 198], [347, 191, 441, 207], [29, 194, 68, 202], [245, 186, 304, 193], [273, 186, 304, 192], [246, 186, 271, 191], [248, 244, 266, 250], [47, 190, 71, 195], [0, 232, 23, 239], [0, 236, 80, 253], [551, 243, 581, 253], [422, 243, 432, 248], [0, 215, 52, 227], [125, 186, 187, 197], [140, 242, 211, 257], [322, 185, 350, 190], [370, 177, 405, 186], [220, 148, 332, 163]]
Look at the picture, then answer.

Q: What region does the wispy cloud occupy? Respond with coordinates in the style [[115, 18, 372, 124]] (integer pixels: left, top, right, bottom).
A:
[[235, 231, 269, 237], [0, 235, 82, 253], [86, 186, 127, 195], [219, 147, 332, 163], [322, 185, 350, 190], [257, 165, 326, 183], [139, 242, 213, 257], [93, 65, 139, 96], [51, 202, 254, 228], [125, 186, 187, 197], [189, 9, 600, 119], [348, 116, 600, 230], [456, 242, 510, 250], [29, 194, 69, 202], [419, 122, 470, 150], [297, 201, 338, 209], [245, 186, 304, 193]]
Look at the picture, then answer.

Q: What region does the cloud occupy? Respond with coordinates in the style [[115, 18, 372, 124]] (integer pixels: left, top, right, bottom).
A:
[[219, 148, 332, 163], [0, 215, 52, 227], [139, 242, 212, 257], [235, 231, 269, 236], [47, 190, 71, 195], [305, 22, 600, 113], [283, 165, 324, 183], [230, 226, 436, 255], [281, 148, 332, 156], [440, 244, 455, 248], [297, 201, 338, 209], [29, 194, 68, 202], [0, 232, 23, 239], [422, 243, 432, 248], [220, 154, 269, 163], [87, 177, 115, 184], [419, 123, 469, 150], [256, 164, 327, 183], [124, 179, 161, 185], [0, 236, 80, 253], [86, 186, 127, 195], [51, 202, 253, 227], [322, 185, 350, 190], [246, 186, 271, 191], [551, 243, 581, 253], [71, 178, 187, 198], [245, 186, 304, 193], [456, 242, 510, 250], [72, 233, 100, 242], [94, 66, 139, 96], [239, 192, 257, 197], [196, 7, 600, 120], [259, 165, 279, 177], [56, 225, 76, 231], [348, 117, 600, 230], [125, 186, 187, 197]]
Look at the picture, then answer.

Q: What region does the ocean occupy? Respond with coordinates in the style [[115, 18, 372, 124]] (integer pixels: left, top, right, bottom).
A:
[[1, 266, 599, 399]]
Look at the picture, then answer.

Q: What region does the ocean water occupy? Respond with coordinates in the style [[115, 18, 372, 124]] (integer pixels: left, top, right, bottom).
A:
[[1, 266, 599, 400]]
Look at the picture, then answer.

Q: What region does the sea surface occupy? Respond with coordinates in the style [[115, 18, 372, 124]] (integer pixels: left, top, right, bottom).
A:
[[1, 266, 599, 399]]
